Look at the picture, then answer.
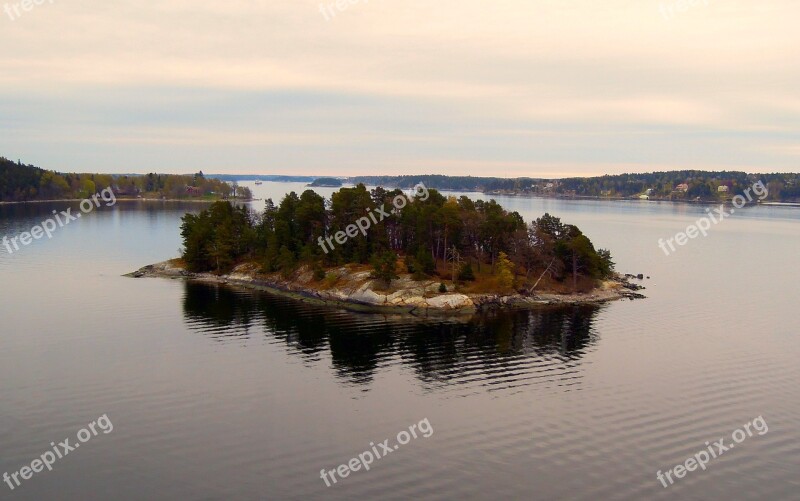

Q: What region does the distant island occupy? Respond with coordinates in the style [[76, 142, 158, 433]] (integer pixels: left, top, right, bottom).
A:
[[129, 184, 645, 313], [212, 170, 800, 204], [208, 174, 317, 183], [0, 157, 252, 203], [307, 177, 343, 187], [344, 172, 800, 204]]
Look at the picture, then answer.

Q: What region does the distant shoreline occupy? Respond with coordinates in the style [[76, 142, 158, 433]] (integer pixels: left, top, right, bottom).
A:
[[244, 180, 784, 208], [334, 185, 777, 208], [6, 190, 795, 210], [6, 182, 797, 209], [480, 192, 772, 207], [0, 197, 254, 206], [761, 201, 800, 207], [468, 192, 800, 208]]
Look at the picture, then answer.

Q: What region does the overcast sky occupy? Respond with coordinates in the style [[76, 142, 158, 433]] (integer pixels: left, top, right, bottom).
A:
[[1, 0, 798, 177]]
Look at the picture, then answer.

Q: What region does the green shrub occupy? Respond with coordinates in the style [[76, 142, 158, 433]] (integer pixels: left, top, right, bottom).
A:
[[458, 262, 475, 281], [324, 273, 338, 287], [415, 248, 436, 275], [313, 263, 326, 281], [371, 251, 399, 286]]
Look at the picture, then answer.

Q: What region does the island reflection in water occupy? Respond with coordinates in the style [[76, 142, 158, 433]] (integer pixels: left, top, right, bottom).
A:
[[181, 281, 602, 390]]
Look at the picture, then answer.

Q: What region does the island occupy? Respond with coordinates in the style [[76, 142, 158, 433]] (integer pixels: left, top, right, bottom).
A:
[[307, 177, 344, 188], [344, 172, 800, 204], [128, 184, 645, 313]]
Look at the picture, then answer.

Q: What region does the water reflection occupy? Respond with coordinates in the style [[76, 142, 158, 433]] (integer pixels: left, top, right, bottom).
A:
[[181, 281, 602, 388]]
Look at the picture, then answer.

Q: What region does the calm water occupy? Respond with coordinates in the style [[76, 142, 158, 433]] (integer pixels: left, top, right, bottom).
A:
[[0, 182, 798, 500]]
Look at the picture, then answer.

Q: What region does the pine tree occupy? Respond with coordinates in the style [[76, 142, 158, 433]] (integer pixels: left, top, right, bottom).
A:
[[496, 252, 514, 291]]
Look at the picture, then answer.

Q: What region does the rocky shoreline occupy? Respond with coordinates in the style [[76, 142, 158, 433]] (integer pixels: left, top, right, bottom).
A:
[[126, 260, 646, 315]]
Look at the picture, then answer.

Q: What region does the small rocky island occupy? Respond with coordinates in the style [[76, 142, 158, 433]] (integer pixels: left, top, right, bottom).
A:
[[128, 184, 645, 314], [128, 260, 645, 314], [307, 177, 343, 188]]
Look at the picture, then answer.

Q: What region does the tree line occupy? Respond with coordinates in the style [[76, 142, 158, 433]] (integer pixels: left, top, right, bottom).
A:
[[557, 170, 800, 201], [0, 157, 251, 202], [347, 171, 800, 202], [180, 184, 615, 292]]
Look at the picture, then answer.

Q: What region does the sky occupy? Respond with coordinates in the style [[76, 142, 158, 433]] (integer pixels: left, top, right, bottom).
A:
[[1, 0, 799, 177]]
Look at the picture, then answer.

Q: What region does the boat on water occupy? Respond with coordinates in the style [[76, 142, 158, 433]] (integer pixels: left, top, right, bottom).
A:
[[254, 180, 262, 185]]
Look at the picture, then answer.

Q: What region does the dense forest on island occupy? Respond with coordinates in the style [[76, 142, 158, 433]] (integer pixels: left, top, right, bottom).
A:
[[180, 185, 615, 293], [308, 177, 343, 187], [0, 157, 251, 202]]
